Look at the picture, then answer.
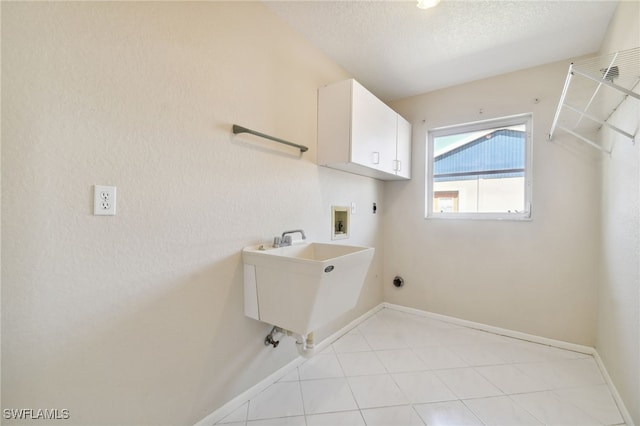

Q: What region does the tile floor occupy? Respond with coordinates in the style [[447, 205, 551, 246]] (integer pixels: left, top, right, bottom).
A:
[[215, 308, 625, 426]]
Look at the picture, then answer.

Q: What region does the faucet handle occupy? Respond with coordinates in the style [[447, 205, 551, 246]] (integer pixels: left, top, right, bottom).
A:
[[282, 235, 292, 245], [272, 236, 281, 248]]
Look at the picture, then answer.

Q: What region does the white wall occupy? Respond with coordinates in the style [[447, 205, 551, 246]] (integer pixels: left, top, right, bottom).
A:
[[597, 2, 640, 423], [1, 3, 384, 424], [387, 61, 601, 346]]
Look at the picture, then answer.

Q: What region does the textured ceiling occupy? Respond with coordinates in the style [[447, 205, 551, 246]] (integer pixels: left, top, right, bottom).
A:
[[265, 0, 619, 101]]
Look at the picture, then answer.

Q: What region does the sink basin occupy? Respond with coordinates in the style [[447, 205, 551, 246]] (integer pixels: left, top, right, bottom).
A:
[[244, 242, 371, 262], [242, 242, 374, 336]]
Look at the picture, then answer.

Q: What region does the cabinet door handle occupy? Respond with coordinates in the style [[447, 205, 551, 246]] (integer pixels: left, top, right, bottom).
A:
[[393, 160, 401, 172], [372, 152, 380, 164]]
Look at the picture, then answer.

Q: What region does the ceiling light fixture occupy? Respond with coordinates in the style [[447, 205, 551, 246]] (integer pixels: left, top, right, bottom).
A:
[[417, 0, 440, 9]]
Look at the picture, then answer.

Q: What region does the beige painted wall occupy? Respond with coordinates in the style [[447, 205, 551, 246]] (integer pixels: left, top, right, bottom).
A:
[[387, 60, 601, 346], [597, 2, 640, 423], [1, 2, 384, 424]]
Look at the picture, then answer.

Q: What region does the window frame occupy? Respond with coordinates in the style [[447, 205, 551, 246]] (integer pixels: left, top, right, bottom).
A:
[[426, 113, 533, 221]]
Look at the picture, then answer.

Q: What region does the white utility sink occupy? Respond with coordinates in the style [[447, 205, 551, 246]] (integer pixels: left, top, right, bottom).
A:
[[242, 242, 374, 336]]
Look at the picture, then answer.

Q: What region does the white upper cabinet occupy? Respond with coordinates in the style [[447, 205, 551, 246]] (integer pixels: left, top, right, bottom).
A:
[[318, 79, 412, 180], [395, 114, 411, 179]]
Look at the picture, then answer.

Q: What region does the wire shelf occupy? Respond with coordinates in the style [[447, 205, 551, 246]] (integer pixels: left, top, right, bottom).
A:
[[549, 47, 640, 153], [573, 48, 640, 93]]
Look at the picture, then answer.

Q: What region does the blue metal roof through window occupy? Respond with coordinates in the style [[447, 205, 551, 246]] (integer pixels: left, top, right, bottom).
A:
[[434, 129, 525, 182]]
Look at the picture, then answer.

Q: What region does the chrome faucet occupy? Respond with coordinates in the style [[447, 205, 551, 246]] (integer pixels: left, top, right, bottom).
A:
[[282, 229, 306, 240], [273, 229, 306, 247]]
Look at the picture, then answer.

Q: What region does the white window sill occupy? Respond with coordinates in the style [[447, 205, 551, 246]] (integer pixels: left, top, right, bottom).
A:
[[425, 212, 532, 221]]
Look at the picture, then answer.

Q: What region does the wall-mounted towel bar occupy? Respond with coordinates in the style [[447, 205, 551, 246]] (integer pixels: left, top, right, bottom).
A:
[[232, 124, 308, 153]]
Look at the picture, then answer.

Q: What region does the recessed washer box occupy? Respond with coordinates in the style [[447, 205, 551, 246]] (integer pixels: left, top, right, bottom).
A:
[[331, 206, 349, 240]]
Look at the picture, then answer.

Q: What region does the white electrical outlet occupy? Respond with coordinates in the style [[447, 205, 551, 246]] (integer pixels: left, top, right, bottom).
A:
[[94, 185, 116, 216]]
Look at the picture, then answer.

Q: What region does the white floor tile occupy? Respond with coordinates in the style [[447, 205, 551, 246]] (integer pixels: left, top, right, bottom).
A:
[[414, 400, 483, 425], [397, 316, 439, 333], [435, 329, 488, 346], [392, 371, 457, 404], [409, 329, 455, 347], [246, 416, 305, 426], [374, 308, 416, 324], [448, 344, 507, 366], [422, 317, 461, 330], [463, 395, 542, 425], [348, 374, 409, 409], [223, 308, 624, 426], [494, 340, 590, 363], [306, 410, 365, 426], [554, 358, 605, 386], [317, 344, 336, 355], [298, 353, 344, 380], [361, 405, 425, 426], [475, 364, 549, 394], [332, 332, 372, 353], [357, 316, 392, 335], [434, 368, 503, 399], [514, 358, 604, 389], [278, 368, 300, 382], [533, 344, 591, 362], [362, 330, 410, 350], [456, 329, 514, 345], [490, 342, 552, 363], [247, 382, 304, 421], [375, 349, 427, 373], [299, 377, 358, 415], [554, 384, 624, 425], [412, 346, 468, 370], [337, 351, 386, 376], [510, 391, 601, 425], [409, 326, 470, 348], [218, 402, 248, 424], [406, 329, 448, 347], [247, 416, 305, 426]]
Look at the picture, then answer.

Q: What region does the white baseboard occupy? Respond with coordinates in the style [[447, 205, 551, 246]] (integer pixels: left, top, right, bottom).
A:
[[591, 350, 635, 426], [194, 303, 384, 426], [193, 355, 306, 426], [195, 303, 632, 426], [382, 303, 594, 354]]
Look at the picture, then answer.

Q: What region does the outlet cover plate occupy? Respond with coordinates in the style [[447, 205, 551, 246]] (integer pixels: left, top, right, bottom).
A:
[[94, 185, 116, 216]]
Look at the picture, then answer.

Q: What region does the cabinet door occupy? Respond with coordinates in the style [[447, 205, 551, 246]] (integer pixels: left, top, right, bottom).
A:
[[395, 115, 412, 179], [317, 80, 353, 166], [350, 81, 397, 173]]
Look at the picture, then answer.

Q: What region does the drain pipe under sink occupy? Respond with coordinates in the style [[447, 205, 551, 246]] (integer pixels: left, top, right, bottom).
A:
[[264, 326, 316, 357], [295, 332, 315, 358]]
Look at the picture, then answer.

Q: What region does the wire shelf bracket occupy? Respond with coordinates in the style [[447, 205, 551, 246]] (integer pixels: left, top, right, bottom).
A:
[[549, 47, 640, 154], [232, 124, 308, 153]]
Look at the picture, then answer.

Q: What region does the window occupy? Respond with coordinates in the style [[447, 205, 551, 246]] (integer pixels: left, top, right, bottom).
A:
[[426, 114, 532, 220]]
